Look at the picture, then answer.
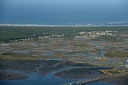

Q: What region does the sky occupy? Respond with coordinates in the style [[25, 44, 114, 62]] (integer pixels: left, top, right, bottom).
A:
[[1, 0, 127, 10], [0, 0, 128, 25]]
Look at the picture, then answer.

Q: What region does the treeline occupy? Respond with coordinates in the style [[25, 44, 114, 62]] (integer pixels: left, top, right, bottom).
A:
[[0, 26, 128, 42]]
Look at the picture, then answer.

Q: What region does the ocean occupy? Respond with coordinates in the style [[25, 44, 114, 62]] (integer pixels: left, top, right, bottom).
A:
[[0, 0, 128, 25]]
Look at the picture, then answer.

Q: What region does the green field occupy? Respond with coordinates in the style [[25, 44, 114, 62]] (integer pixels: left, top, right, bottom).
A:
[[0, 26, 128, 42]]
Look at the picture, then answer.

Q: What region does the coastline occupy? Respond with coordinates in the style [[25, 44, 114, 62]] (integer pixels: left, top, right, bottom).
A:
[[0, 24, 128, 27]]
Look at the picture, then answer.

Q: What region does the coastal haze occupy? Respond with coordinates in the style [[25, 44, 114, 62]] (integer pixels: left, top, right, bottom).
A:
[[0, 0, 128, 85], [0, 0, 128, 25]]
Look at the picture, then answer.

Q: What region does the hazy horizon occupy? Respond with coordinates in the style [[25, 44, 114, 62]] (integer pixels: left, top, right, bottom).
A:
[[0, 0, 128, 25]]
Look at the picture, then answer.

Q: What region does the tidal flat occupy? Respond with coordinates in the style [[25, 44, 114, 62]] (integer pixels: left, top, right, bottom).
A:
[[0, 26, 128, 85]]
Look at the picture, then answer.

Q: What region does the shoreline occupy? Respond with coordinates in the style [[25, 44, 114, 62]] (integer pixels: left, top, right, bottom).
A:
[[0, 24, 128, 27]]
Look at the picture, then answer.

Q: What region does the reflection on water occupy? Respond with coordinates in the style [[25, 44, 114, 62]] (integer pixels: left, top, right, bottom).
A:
[[31, 43, 38, 47], [42, 52, 53, 56], [0, 65, 115, 85]]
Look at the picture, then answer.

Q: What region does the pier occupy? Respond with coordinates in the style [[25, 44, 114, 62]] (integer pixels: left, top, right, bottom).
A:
[[63, 73, 127, 85]]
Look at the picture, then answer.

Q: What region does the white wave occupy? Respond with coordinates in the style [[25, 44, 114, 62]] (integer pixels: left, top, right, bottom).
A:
[[108, 21, 128, 24]]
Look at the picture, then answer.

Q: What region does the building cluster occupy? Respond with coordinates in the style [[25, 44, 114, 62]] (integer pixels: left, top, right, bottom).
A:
[[78, 31, 116, 38]]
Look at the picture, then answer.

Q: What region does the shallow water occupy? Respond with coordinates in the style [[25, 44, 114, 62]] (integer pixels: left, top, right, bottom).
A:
[[85, 81, 116, 85], [0, 65, 115, 85]]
